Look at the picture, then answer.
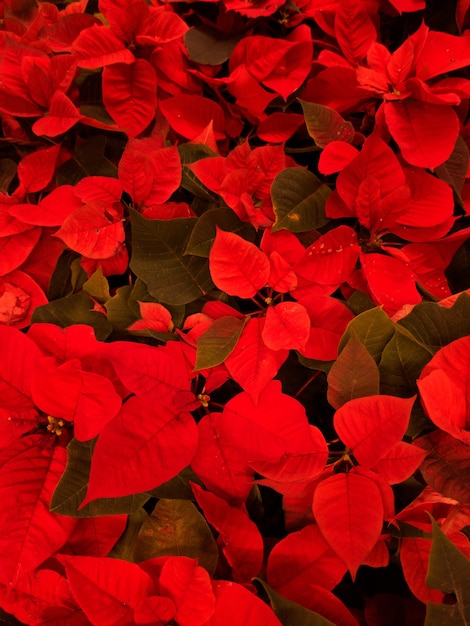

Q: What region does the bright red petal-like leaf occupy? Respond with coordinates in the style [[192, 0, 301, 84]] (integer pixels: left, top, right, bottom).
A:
[[128, 301, 174, 332], [74, 176, 123, 205], [266, 251, 298, 293], [59, 555, 154, 625], [32, 90, 82, 137], [221, 380, 315, 468], [159, 557, 215, 626], [334, 395, 416, 467], [384, 100, 460, 168], [66, 515, 128, 557], [31, 357, 122, 441], [371, 441, 427, 484], [72, 24, 135, 69], [417, 336, 470, 444], [415, 29, 470, 80], [312, 470, 384, 578], [0, 227, 42, 275], [257, 113, 304, 143], [267, 523, 347, 592], [10, 186, 82, 226], [225, 318, 288, 403], [262, 302, 310, 351], [318, 141, 359, 175], [17, 144, 61, 193], [192, 483, 264, 584], [0, 270, 48, 329], [400, 537, 444, 604], [55, 200, 125, 259], [335, 0, 377, 64], [159, 95, 226, 140], [102, 60, 157, 138], [190, 412, 254, 503], [82, 396, 198, 503], [211, 580, 283, 626], [0, 325, 40, 411], [134, 594, 176, 625], [0, 441, 76, 586], [209, 228, 270, 298], [298, 294, 355, 361]]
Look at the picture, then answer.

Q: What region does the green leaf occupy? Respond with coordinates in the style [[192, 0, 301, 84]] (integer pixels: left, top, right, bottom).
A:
[[50, 438, 149, 518], [109, 507, 148, 562], [297, 354, 334, 373], [185, 207, 256, 257], [195, 316, 247, 370], [271, 168, 330, 233], [299, 100, 355, 148], [446, 240, 470, 294], [104, 285, 136, 332], [130, 210, 214, 305], [184, 26, 240, 65], [255, 579, 335, 626], [0, 159, 17, 194], [56, 135, 118, 186], [378, 326, 433, 397], [82, 267, 110, 304], [399, 293, 470, 353], [435, 135, 469, 196], [339, 306, 395, 363], [327, 328, 380, 409], [31, 292, 113, 341], [133, 499, 219, 575], [425, 517, 470, 626], [146, 467, 201, 500], [47, 251, 81, 301]]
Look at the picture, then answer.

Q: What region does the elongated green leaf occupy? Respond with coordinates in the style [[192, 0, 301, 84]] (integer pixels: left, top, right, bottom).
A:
[[133, 499, 219, 575], [435, 135, 469, 196], [399, 293, 470, 353], [31, 292, 113, 341], [185, 207, 256, 257], [57, 136, 117, 186], [82, 267, 110, 304], [425, 518, 470, 626], [50, 438, 149, 518], [299, 100, 355, 148], [195, 316, 246, 370], [327, 328, 380, 409], [339, 306, 395, 363], [130, 210, 214, 305], [256, 579, 335, 626], [185, 26, 240, 65], [271, 168, 330, 233], [379, 327, 433, 397]]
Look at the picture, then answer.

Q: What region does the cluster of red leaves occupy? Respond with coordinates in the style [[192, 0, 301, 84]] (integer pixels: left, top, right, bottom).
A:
[[1, 0, 470, 624]]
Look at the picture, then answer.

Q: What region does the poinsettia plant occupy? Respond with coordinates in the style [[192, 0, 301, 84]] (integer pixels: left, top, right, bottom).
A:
[[1, 0, 470, 624]]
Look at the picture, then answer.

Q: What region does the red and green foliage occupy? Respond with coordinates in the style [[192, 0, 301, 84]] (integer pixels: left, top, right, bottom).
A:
[[0, 0, 470, 624]]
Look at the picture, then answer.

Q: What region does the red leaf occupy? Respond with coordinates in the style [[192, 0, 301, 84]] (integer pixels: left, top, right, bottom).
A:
[[72, 24, 135, 69], [31, 357, 122, 441], [0, 227, 42, 276], [318, 141, 359, 175], [312, 470, 384, 578], [110, 342, 192, 405], [400, 537, 444, 604], [417, 336, 470, 444], [158, 557, 215, 626], [361, 252, 421, 314], [371, 441, 427, 484], [102, 60, 157, 138], [384, 100, 460, 168], [190, 412, 254, 503], [415, 29, 470, 80], [66, 515, 128, 557], [17, 144, 61, 193], [55, 200, 125, 259], [0, 442, 76, 585], [414, 430, 470, 504], [298, 294, 355, 361], [262, 302, 310, 351], [32, 91, 82, 137], [211, 581, 283, 626], [82, 396, 198, 503], [221, 380, 318, 474], [209, 228, 270, 299], [192, 483, 264, 584], [225, 318, 288, 402], [74, 176, 123, 205], [257, 113, 304, 143], [267, 523, 347, 592], [0, 270, 48, 329], [10, 186, 82, 226], [0, 325, 39, 411], [334, 395, 416, 467], [335, 0, 377, 64], [159, 95, 226, 140], [128, 301, 174, 332], [59, 555, 154, 625]]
